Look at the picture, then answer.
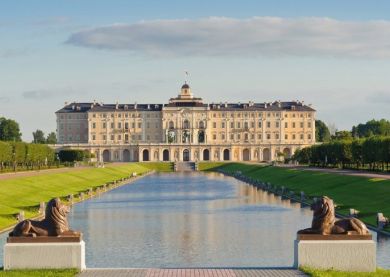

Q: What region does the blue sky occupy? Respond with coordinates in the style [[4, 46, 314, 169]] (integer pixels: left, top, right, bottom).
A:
[[1, 0, 390, 140]]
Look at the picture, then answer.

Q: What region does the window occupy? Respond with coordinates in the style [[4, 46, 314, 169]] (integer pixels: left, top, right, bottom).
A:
[[221, 122, 225, 128], [237, 134, 241, 140], [237, 122, 241, 128], [251, 134, 255, 139], [118, 123, 122, 129], [230, 122, 234, 128], [213, 134, 217, 140], [125, 134, 129, 141], [308, 134, 312, 140], [292, 134, 296, 140], [275, 133, 280, 139], [244, 133, 249, 141], [285, 134, 288, 140], [258, 121, 262, 128], [92, 135, 96, 141], [251, 122, 255, 128], [300, 134, 304, 140], [285, 122, 288, 128], [276, 122, 280, 128], [111, 135, 114, 140], [292, 122, 296, 128], [213, 122, 217, 128], [266, 134, 271, 140], [103, 135, 107, 140], [138, 122, 142, 128], [267, 122, 271, 128], [125, 122, 129, 129], [258, 134, 262, 139], [300, 122, 304, 128], [103, 123, 106, 128], [111, 123, 114, 129], [221, 133, 225, 140], [132, 123, 135, 128], [230, 134, 234, 140], [244, 122, 249, 129], [308, 122, 312, 128]]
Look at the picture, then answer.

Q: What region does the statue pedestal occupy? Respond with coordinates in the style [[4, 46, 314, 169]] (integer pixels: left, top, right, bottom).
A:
[[294, 234, 376, 272], [3, 237, 85, 270]]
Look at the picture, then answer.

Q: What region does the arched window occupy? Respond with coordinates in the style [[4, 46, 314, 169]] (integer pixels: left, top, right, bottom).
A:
[[183, 119, 190, 129], [169, 121, 174, 129]]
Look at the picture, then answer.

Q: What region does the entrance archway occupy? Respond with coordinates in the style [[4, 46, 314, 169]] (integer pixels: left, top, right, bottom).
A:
[[123, 149, 130, 162], [243, 149, 250, 161], [163, 149, 170, 161], [283, 148, 291, 159], [183, 149, 190, 161], [223, 149, 230, 161], [263, 148, 271, 162], [203, 149, 210, 161], [102, 150, 110, 162], [142, 149, 149, 161]]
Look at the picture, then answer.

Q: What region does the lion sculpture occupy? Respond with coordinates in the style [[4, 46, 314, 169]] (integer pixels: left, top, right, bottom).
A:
[[298, 196, 369, 235], [9, 198, 80, 237]]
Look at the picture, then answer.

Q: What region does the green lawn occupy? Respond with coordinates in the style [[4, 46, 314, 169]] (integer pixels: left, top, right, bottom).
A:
[[200, 162, 390, 228], [136, 162, 174, 172], [0, 269, 78, 277], [0, 163, 151, 231], [302, 267, 390, 277]]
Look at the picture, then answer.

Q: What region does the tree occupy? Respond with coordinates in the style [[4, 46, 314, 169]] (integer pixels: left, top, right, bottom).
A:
[[46, 132, 57, 144], [58, 149, 86, 163], [352, 119, 390, 138], [32, 130, 46, 144], [0, 117, 22, 141], [315, 120, 331, 142], [332, 130, 353, 141]]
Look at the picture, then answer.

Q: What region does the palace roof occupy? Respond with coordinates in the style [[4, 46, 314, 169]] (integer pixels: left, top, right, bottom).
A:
[[56, 100, 315, 113]]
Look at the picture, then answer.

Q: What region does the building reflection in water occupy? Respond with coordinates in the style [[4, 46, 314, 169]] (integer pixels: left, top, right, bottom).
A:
[[62, 172, 387, 269]]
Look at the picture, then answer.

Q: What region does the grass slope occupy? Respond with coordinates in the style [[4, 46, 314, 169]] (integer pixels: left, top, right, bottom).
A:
[[0, 163, 150, 231], [200, 162, 390, 228], [302, 267, 390, 277], [0, 269, 77, 277]]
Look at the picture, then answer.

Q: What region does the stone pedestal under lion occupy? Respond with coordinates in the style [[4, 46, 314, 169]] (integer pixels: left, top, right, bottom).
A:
[[3, 198, 85, 270], [294, 196, 376, 272]]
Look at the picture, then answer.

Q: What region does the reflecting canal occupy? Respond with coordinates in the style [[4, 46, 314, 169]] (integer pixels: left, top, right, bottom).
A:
[[1, 172, 389, 268]]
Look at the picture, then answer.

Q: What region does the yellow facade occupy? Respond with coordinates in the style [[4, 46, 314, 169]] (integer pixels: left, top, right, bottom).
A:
[[56, 83, 316, 162]]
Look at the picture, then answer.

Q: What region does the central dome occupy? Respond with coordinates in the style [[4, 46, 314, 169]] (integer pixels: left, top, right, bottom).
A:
[[181, 83, 190, 89]]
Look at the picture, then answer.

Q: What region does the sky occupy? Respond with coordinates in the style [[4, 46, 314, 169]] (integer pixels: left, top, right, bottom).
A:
[[1, 0, 390, 141]]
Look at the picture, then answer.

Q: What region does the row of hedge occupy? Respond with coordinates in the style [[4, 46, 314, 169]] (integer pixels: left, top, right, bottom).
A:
[[0, 141, 56, 171], [293, 136, 390, 171], [0, 142, 97, 171]]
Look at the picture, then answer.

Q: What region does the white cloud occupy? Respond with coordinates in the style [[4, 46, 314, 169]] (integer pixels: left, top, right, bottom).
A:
[[66, 17, 390, 59], [22, 90, 52, 99]]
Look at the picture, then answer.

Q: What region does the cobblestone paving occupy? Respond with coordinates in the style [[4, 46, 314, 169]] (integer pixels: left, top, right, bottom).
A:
[[78, 268, 308, 277]]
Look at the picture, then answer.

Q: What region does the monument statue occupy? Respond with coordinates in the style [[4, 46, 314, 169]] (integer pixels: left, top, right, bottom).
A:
[[298, 196, 369, 235], [9, 198, 80, 237]]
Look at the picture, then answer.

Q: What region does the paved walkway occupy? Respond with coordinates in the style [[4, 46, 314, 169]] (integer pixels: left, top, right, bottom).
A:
[[275, 165, 390, 180], [0, 162, 128, 181], [78, 268, 307, 277]]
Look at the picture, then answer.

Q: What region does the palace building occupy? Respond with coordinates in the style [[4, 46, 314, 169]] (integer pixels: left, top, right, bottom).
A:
[[56, 83, 316, 162]]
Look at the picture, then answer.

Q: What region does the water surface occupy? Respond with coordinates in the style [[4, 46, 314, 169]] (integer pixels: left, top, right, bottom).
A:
[[1, 172, 389, 268]]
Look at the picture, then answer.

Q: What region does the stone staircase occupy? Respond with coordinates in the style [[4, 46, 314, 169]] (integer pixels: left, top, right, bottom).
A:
[[174, 162, 196, 172]]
